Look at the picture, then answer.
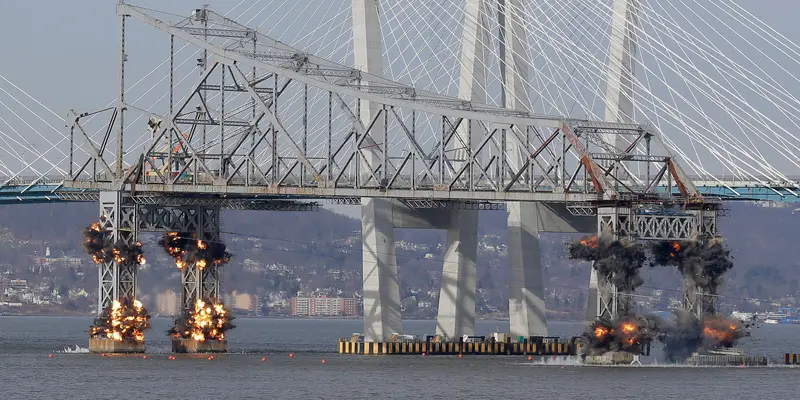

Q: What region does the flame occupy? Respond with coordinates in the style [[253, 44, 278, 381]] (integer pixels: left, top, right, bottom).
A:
[[594, 326, 610, 339], [669, 242, 681, 258], [90, 299, 150, 342], [170, 299, 233, 342], [83, 221, 146, 266], [160, 232, 231, 271], [579, 236, 599, 248], [702, 318, 741, 347], [621, 323, 636, 334]]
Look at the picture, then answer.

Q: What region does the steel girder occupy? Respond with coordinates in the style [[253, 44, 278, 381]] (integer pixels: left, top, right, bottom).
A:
[[132, 195, 320, 211], [63, 4, 705, 207], [97, 191, 138, 312]]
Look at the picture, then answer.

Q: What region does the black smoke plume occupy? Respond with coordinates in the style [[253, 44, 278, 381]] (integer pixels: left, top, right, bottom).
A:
[[582, 311, 748, 360], [583, 315, 659, 355], [568, 234, 647, 296], [654, 311, 747, 361], [651, 237, 733, 295], [82, 222, 146, 265], [158, 232, 232, 270]]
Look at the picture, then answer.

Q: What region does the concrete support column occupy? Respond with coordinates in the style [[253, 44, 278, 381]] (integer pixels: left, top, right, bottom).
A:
[[586, 268, 599, 321], [507, 203, 548, 337], [361, 198, 401, 342], [353, 0, 400, 343], [436, 210, 478, 338]]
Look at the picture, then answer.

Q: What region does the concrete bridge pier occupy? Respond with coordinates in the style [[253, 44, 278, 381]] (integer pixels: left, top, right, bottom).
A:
[[509, 203, 595, 336], [436, 209, 478, 339], [507, 202, 547, 338], [361, 198, 402, 342], [361, 200, 482, 342]]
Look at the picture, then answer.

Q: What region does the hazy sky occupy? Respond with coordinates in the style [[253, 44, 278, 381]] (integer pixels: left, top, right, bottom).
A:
[[0, 1, 798, 218]]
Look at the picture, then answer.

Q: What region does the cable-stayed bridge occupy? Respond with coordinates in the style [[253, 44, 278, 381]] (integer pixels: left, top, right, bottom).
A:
[[0, 0, 798, 347]]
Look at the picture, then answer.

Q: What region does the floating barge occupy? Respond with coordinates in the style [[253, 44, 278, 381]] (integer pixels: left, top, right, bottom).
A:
[[338, 334, 583, 356], [89, 338, 145, 354], [172, 338, 227, 353], [686, 348, 767, 366], [583, 351, 638, 365]]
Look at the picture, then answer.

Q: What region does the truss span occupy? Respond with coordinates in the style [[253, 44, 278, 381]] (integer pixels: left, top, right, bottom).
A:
[[63, 3, 705, 206]]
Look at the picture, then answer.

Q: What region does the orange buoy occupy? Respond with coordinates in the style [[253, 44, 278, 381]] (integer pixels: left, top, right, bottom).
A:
[[458, 354, 463, 359], [289, 353, 295, 358], [208, 355, 214, 360], [168, 355, 175, 360], [48, 354, 54, 358], [321, 359, 327, 364], [527, 356, 533, 361], [261, 357, 267, 362], [142, 355, 148, 359], [421, 352, 427, 356]]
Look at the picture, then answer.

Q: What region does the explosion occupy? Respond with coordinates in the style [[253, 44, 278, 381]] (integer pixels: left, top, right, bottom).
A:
[[654, 311, 747, 361], [169, 299, 236, 341], [651, 237, 733, 295], [568, 234, 647, 298], [89, 298, 151, 342], [158, 232, 231, 270], [583, 316, 658, 355], [82, 222, 146, 265]]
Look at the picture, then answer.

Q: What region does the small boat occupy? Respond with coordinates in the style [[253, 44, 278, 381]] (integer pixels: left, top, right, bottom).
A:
[[764, 318, 779, 324]]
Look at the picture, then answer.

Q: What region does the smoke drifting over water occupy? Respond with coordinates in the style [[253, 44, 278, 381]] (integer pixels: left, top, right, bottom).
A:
[[82, 222, 146, 265], [158, 232, 232, 270], [568, 234, 647, 295]]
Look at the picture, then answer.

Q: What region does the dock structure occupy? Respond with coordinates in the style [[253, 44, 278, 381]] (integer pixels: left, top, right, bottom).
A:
[[784, 353, 800, 365], [687, 352, 768, 367], [338, 335, 583, 356]]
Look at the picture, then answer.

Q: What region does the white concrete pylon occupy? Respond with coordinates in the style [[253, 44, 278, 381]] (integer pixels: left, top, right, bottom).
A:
[[454, 0, 491, 170], [497, 0, 548, 337], [352, 0, 385, 184], [604, 0, 639, 149], [429, 0, 491, 338], [353, 0, 401, 342]]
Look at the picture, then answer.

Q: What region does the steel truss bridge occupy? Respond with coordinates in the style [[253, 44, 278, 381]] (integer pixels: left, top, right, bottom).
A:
[[0, 0, 798, 343]]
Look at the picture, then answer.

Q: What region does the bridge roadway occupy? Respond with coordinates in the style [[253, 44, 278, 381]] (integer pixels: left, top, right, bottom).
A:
[[0, 176, 797, 204]]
